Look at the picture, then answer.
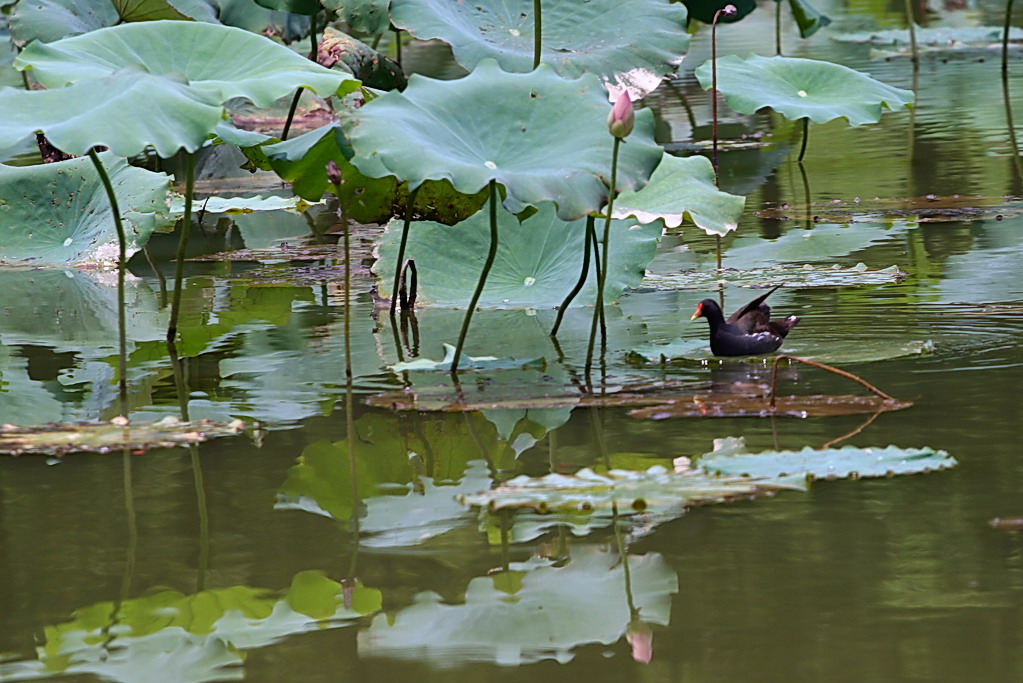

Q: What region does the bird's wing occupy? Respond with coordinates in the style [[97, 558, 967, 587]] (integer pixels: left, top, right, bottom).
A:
[[727, 285, 780, 327]]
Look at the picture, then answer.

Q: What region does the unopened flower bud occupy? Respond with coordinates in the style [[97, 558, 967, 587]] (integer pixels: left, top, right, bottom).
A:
[[723, 4, 737, 15], [607, 91, 634, 139]]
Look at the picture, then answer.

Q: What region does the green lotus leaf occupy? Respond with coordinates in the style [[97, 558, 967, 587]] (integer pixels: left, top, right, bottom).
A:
[[169, 194, 316, 214], [0, 153, 173, 266], [218, 0, 311, 42], [389, 343, 545, 372], [612, 154, 745, 236], [15, 20, 359, 107], [390, 0, 688, 97], [322, 0, 391, 35], [253, 0, 320, 14], [628, 336, 935, 365], [785, 0, 831, 38], [0, 16, 20, 89], [348, 60, 664, 221], [8, 0, 118, 48], [699, 436, 957, 479], [112, 0, 192, 21], [683, 0, 756, 24], [695, 54, 914, 125], [832, 25, 1023, 47], [318, 27, 405, 91], [374, 202, 662, 308], [0, 68, 226, 157], [642, 264, 907, 289]]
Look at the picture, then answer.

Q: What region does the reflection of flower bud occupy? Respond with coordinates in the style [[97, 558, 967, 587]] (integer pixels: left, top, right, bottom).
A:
[[326, 160, 342, 186], [723, 4, 737, 15], [607, 92, 634, 139], [627, 618, 653, 664]]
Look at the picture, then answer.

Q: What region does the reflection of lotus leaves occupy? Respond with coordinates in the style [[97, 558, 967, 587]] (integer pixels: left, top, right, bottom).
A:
[[358, 545, 678, 665]]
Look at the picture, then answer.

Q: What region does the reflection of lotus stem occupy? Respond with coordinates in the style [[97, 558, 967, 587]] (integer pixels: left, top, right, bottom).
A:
[[167, 153, 196, 344], [87, 149, 129, 417], [450, 180, 499, 374], [1002, 71, 1023, 186], [903, 0, 918, 68], [797, 117, 809, 162], [329, 166, 353, 381], [533, 0, 542, 69], [550, 215, 595, 337], [282, 13, 319, 140], [190, 444, 209, 591], [585, 137, 621, 373], [390, 186, 420, 315], [1004, 0, 1016, 74], [769, 355, 896, 409]]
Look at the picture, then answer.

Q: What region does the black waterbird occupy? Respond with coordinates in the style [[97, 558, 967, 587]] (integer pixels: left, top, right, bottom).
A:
[[690, 286, 800, 356]]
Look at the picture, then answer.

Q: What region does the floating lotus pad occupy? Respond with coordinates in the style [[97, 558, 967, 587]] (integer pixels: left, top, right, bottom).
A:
[[628, 337, 935, 365], [833, 25, 1023, 47], [0, 416, 245, 457], [390, 344, 545, 373], [612, 154, 746, 236], [170, 195, 317, 215], [699, 436, 957, 479], [15, 20, 359, 107], [389, 0, 689, 98], [695, 54, 914, 126], [374, 203, 662, 308], [0, 153, 173, 266], [642, 264, 907, 289], [347, 59, 664, 221]]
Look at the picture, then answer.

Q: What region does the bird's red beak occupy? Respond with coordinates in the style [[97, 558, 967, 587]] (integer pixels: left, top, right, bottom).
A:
[[690, 302, 703, 321]]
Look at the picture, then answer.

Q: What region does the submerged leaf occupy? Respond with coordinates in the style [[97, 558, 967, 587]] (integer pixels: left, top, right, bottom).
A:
[[0, 417, 245, 457], [390, 344, 545, 372], [699, 436, 957, 479]]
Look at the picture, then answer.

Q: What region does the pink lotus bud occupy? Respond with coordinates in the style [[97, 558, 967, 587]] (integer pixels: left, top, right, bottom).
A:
[[607, 91, 634, 139], [326, 160, 342, 186], [723, 4, 737, 15], [627, 618, 653, 663]]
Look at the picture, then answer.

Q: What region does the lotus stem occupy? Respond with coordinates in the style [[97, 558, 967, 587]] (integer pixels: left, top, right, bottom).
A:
[[394, 28, 402, 67], [87, 149, 129, 417], [533, 0, 542, 70], [590, 219, 605, 331], [390, 185, 420, 314], [768, 355, 896, 409], [1004, 0, 1015, 75], [450, 179, 499, 374], [585, 137, 621, 373], [903, 0, 918, 68], [282, 13, 320, 141], [550, 215, 595, 337], [167, 152, 196, 344], [775, 0, 782, 55], [711, 10, 721, 173], [797, 117, 809, 162], [1002, 70, 1023, 184], [328, 162, 353, 382]]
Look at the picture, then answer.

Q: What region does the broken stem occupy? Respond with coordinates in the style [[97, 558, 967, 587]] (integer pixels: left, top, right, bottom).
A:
[[769, 355, 896, 409]]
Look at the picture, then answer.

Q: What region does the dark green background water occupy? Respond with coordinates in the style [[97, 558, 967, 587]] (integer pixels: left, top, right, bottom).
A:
[[3, 1, 1023, 680]]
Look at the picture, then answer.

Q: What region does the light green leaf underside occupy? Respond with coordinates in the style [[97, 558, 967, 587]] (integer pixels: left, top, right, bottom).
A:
[[0, 153, 173, 266], [389, 0, 689, 98], [695, 54, 914, 125], [612, 154, 745, 235], [374, 202, 662, 308], [9, 0, 119, 48], [348, 59, 664, 221], [15, 20, 358, 107]]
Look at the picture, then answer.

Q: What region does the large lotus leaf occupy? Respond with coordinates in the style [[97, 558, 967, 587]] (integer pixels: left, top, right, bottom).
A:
[[0, 17, 19, 89], [111, 0, 204, 21], [0, 68, 226, 157], [15, 20, 359, 107], [695, 54, 914, 126], [683, 0, 756, 24], [359, 546, 677, 666], [390, 0, 689, 98], [612, 154, 745, 236], [347, 59, 664, 221], [218, 0, 310, 41], [699, 437, 957, 480], [374, 203, 661, 308], [322, 0, 391, 35], [8, 0, 118, 48], [0, 153, 173, 266]]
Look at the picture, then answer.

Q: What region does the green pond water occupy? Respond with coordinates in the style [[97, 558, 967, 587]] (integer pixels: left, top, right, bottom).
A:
[[4, 2, 1023, 681]]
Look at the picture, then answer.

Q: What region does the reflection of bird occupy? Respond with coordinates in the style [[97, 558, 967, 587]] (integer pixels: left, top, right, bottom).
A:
[[690, 286, 800, 356]]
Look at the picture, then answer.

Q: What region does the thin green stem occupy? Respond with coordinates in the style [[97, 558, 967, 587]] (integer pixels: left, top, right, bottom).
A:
[[904, 0, 918, 68], [341, 190, 352, 382], [533, 0, 542, 69], [797, 117, 809, 162], [1004, 0, 1015, 75], [775, 0, 782, 55], [87, 149, 128, 417], [282, 13, 319, 141], [450, 180, 499, 374], [394, 28, 402, 68], [390, 186, 420, 314], [550, 215, 594, 337], [167, 153, 196, 344], [585, 137, 620, 374]]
